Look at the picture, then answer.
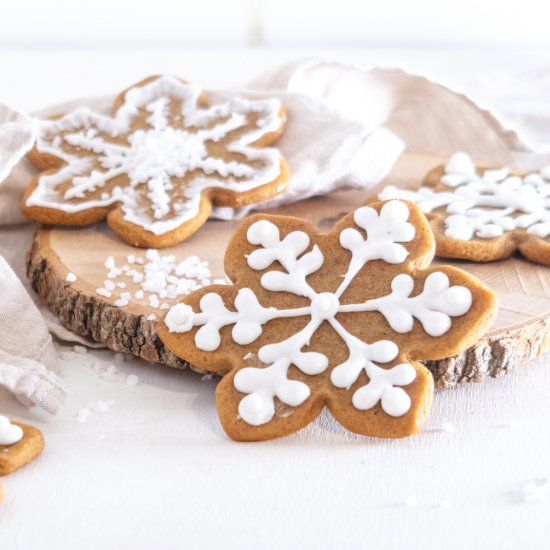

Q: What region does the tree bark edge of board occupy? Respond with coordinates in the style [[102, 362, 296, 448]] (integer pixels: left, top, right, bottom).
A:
[[26, 232, 550, 388]]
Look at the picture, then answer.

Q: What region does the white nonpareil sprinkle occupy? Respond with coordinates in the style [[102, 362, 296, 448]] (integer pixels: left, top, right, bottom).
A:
[[104, 280, 116, 291], [73, 345, 88, 355], [146, 314, 157, 321], [96, 251, 220, 309], [94, 400, 115, 413], [435, 500, 452, 509], [105, 364, 118, 375], [201, 374, 213, 381], [125, 374, 139, 386], [403, 496, 418, 507], [522, 479, 549, 503], [66, 272, 77, 282], [76, 407, 90, 423], [76, 400, 115, 422]]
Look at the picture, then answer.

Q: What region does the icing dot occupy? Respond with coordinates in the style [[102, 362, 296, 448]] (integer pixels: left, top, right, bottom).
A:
[[445, 286, 471, 308], [243, 394, 264, 414], [165, 303, 194, 333], [311, 292, 339, 320], [247, 220, 278, 246], [444, 152, 476, 177], [0, 416, 24, 446]]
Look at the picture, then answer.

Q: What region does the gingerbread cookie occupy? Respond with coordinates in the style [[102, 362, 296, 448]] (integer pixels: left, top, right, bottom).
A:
[[379, 152, 550, 263], [0, 416, 45, 475], [23, 75, 288, 248], [158, 199, 496, 441]]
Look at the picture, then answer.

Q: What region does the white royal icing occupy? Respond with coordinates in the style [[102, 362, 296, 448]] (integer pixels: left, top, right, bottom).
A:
[[379, 152, 550, 240], [27, 76, 284, 235], [167, 200, 473, 426], [0, 415, 24, 445]]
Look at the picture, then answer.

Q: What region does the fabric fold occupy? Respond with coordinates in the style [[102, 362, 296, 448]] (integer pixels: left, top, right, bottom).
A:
[[1, 59, 550, 414], [0, 255, 67, 413]]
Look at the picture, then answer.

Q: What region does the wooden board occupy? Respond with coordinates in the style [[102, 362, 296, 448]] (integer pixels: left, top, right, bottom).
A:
[[26, 152, 550, 388]]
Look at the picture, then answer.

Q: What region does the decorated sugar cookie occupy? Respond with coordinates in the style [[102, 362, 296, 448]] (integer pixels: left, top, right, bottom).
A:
[[158, 200, 496, 441], [379, 152, 550, 263], [0, 416, 44, 475], [23, 76, 288, 248]]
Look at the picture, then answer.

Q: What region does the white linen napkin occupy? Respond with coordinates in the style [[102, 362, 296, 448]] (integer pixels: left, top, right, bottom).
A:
[[0, 59, 549, 414], [0, 256, 67, 413]]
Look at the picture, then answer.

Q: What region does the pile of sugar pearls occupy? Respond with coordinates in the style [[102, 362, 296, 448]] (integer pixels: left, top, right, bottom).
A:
[[95, 250, 229, 313]]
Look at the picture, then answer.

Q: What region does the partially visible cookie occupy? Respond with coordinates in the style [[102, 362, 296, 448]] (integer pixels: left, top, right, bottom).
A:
[[23, 75, 289, 248], [0, 416, 45, 475], [378, 152, 550, 263], [158, 199, 496, 441]]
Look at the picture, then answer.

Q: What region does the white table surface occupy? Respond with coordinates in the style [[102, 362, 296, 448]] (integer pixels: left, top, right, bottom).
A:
[[1, 47, 550, 550]]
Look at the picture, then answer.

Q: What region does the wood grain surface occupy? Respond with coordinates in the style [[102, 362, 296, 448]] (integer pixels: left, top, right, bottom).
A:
[[26, 152, 550, 387]]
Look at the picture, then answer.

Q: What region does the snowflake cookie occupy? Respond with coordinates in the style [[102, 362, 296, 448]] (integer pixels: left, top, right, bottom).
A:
[[379, 152, 550, 264], [22, 76, 288, 248], [158, 199, 496, 441], [0, 416, 44, 475]]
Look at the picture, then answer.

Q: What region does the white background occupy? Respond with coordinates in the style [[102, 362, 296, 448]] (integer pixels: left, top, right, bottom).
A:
[[1, 3, 550, 549], [3, 0, 550, 48]]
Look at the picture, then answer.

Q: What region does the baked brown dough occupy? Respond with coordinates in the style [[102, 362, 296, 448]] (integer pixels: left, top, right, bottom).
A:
[[159, 199, 496, 441], [23, 75, 289, 248]]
